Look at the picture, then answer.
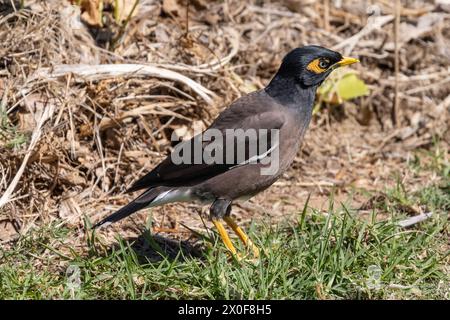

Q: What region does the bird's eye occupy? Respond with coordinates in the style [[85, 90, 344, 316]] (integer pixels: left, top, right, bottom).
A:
[[306, 58, 330, 74], [318, 59, 330, 69]]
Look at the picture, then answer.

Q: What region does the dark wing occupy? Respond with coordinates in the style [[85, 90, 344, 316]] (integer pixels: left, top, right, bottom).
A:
[[127, 92, 285, 192]]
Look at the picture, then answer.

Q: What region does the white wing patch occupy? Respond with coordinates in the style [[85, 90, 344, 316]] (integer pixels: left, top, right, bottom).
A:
[[149, 189, 193, 207], [230, 141, 279, 169]]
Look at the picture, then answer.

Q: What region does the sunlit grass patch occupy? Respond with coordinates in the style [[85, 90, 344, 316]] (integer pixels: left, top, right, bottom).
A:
[[1, 191, 448, 299]]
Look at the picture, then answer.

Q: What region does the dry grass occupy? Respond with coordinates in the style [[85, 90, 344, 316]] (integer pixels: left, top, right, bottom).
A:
[[0, 0, 449, 257]]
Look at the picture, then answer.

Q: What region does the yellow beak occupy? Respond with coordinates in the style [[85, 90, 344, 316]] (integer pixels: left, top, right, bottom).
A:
[[337, 56, 359, 67]]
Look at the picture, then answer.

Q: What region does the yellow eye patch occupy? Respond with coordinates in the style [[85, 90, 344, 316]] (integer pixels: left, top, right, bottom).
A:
[[306, 58, 329, 74]]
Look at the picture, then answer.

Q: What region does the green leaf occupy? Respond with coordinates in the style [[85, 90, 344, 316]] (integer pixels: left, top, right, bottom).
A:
[[337, 73, 369, 101]]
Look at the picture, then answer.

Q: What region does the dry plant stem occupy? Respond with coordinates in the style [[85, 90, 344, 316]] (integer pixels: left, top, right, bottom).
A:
[[436, 94, 450, 114], [0, 104, 55, 209], [398, 212, 433, 228], [170, 27, 240, 73], [8, 0, 17, 11], [323, 0, 330, 31], [111, 0, 140, 49], [32, 64, 217, 105], [97, 103, 192, 132], [185, 0, 190, 37], [110, 27, 239, 74], [114, 0, 120, 23], [332, 15, 394, 55], [405, 76, 450, 95], [393, 0, 401, 127], [98, 0, 104, 27]]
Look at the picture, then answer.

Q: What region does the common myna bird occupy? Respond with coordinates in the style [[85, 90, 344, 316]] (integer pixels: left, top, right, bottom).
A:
[[93, 45, 358, 258]]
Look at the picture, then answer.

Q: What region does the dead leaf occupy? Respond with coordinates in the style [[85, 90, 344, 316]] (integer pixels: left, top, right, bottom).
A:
[[190, 0, 207, 10], [0, 78, 5, 97], [436, 0, 450, 13], [173, 125, 188, 141], [356, 104, 372, 126], [202, 12, 220, 25], [0, 219, 19, 242], [154, 25, 171, 43], [385, 13, 446, 50], [58, 195, 83, 225], [284, 0, 315, 13], [162, 0, 209, 16], [78, 0, 103, 27], [162, 0, 181, 17], [19, 93, 55, 132], [173, 120, 205, 141]]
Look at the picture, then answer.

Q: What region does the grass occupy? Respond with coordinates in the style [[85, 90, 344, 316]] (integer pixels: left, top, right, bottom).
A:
[[1, 190, 448, 299], [0, 102, 28, 150], [1, 146, 448, 299]]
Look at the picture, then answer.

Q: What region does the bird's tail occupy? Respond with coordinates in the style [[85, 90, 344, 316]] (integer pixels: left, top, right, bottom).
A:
[[92, 188, 164, 229]]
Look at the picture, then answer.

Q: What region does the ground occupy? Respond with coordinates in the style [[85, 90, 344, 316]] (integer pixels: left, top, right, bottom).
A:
[[0, 0, 449, 299]]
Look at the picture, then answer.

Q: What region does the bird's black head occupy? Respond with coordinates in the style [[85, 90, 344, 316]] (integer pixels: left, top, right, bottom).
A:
[[274, 45, 358, 88]]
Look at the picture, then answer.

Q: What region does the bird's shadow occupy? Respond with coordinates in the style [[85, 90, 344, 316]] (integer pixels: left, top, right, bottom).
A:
[[114, 229, 208, 264]]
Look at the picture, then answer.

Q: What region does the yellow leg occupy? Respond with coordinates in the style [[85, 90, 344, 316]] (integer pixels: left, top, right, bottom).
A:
[[224, 216, 259, 258], [211, 219, 237, 255]]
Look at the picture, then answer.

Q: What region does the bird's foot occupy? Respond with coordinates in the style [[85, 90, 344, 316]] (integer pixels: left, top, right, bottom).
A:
[[245, 240, 260, 258], [226, 244, 260, 264]]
